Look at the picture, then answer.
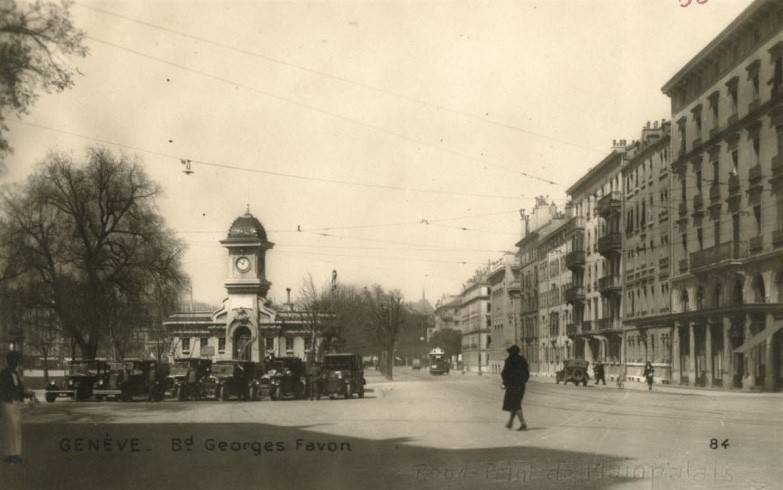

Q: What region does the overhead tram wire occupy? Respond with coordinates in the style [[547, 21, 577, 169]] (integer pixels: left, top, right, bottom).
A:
[[19, 120, 551, 202], [82, 35, 562, 187], [75, 2, 606, 157]]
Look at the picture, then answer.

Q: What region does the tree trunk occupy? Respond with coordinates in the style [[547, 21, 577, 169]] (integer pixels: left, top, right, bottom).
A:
[[385, 346, 394, 380], [42, 352, 49, 384]]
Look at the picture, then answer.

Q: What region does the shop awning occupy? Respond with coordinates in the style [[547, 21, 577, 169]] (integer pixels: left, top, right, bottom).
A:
[[733, 322, 783, 354]]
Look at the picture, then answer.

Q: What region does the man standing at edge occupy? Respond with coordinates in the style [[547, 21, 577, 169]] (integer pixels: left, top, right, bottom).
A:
[[1, 351, 36, 464], [501, 345, 529, 431]]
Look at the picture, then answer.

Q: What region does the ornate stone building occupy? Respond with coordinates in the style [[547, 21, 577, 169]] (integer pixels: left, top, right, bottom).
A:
[[662, 0, 783, 391], [165, 212, 317, 362]]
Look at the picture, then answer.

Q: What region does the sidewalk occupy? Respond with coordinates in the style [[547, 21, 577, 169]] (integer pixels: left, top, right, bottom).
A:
[[528, 373, 783, 397]]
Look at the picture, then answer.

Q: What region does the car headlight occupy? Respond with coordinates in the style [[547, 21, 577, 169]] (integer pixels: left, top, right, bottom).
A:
[[68, 380, 74, 386], [98, 379, 104, 386]]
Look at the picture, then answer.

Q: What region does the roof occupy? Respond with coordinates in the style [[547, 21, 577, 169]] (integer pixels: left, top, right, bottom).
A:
[[661, 0, 773, 94], [226, 212, 267, 240], [566, 150, 624, 197]]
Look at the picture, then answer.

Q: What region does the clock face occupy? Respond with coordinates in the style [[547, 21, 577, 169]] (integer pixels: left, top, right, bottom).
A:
[[236, 256, 251, 272]]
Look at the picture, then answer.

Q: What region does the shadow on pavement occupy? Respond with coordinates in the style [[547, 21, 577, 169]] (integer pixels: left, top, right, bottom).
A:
[[1, 421, 639, 490]]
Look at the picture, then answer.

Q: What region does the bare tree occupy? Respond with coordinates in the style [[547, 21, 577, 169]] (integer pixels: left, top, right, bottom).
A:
[[366, 286, 403, 380], [2, 146, 188, 359], [0, 0, 88, 165]]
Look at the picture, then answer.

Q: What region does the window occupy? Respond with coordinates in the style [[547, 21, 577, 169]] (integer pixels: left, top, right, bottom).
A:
[[727, 79, 738, 114], [731, 150, 738, 173], [714, 220, 720, 247], [751, 71, 760, 101], [753, 205, 762, 234], [181, 337, 190, 352], [681, 177, 687, 201], [778, 196, 783, 230], [696, 170, 702, 192], [752, 134, 760, 164], [218, 337, 226, 352], [697, 228, 703, 250], [285, 337, 293, 352], [712, 160, 719, 182], [200, 337, 208, 348], [682, 234, 688, 254]]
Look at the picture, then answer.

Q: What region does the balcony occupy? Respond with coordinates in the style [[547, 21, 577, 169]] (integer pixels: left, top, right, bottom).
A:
[[565, 285, 585, 305], [659, 168, 669, 181], [659, 257, 670, 272], [597, 318, 619, 331], [658, 210, 669, 223], [507, 280, 521, 294], [774, 229, 783, 248], [597, 232, 622, 257], [598, 275, 622, 296], [749, 235, 763, 254], [692, 193, 704, 215], [582, 320, 593, 332], [678, 200, 688, 217], [569, 215, 585, 230], [749, 163, 762, 183], [708, 182, 721, 205], [689, 241, 749, 272], [679, 258, 689, 273], [566, 323, 577, 336], [771, 156, 783, 190], [565, 250, 586, 270], [597, 191, 622, 217], [728, 173, 740, 195]]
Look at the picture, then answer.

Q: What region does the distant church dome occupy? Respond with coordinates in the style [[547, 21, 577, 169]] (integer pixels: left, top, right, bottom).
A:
[[227, 212, 267, 241]]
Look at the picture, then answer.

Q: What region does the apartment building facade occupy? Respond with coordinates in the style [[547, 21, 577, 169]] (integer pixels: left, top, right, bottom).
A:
[[565, 145, 626, 380], [458, 278, 490, 373], [621, 121, 675, 383], [487, 254, 521, 374], [662, 0, 783, 391], [536, 216, 573, 376]]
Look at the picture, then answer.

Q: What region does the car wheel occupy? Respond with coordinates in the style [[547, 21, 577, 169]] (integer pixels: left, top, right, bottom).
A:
[[176, 386, 185, 401], [272, 386, 281, 401], [250, 387, 258, 401], [45, 392, 57, 403]]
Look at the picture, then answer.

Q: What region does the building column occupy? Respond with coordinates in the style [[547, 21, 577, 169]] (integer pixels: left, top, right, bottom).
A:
[[688, 322, 696, 386], [722, 317, 733, 390], [705, 322, 713, 386], [765, 312, 776, 392], [672, 324, 681, 384], [743, 314, 755, 391]]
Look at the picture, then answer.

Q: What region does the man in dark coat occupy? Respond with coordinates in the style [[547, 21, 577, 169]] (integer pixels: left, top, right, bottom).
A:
[[501, 345, 529, 431], [1, 351, 35, 464], [594, 362, 606, 385]]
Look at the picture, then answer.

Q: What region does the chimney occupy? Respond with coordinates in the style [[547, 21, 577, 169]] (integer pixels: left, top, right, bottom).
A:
[[286, 287, 292, 310]]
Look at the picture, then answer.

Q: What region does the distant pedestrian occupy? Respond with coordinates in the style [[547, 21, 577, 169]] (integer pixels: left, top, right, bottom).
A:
[[1, 351, 36, 464], [594, 362, 606, 385], [643, 362, 655, 391], [501, 345, 529, 431], [616, 363, 627, 389]]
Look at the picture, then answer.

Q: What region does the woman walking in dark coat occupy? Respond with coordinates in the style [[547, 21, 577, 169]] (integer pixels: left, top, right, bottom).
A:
[[501, 345, 529, 431], [643, 361, 655, 391]]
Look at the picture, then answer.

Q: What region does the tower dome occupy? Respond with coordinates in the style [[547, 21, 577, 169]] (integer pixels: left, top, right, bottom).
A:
[[226, 212, 268, 241]]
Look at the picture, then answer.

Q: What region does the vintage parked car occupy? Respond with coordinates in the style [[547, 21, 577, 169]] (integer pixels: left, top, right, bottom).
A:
[[164, 358, 213, 401], [556, 359, 590, 386], [320, 353, 365, 399], [260, 357, 306, 400], [119, 359, 168, 402], [46, 359, 114, 402], [203, 360, 261, 401]]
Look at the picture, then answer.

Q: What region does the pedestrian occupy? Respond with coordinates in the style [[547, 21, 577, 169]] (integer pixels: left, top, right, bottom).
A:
[[501, 345, 529, 431], [643, 361, 655, 391], [307, 362, 321, 400], [616, 363, 627, 389], [1, 351, 36, 464], [594, 362, 606, 385]]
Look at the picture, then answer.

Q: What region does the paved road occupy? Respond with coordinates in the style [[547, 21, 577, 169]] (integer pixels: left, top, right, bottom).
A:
[[1, 368, 780, 490]]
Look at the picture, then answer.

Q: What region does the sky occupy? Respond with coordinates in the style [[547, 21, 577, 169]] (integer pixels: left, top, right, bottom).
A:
[[3, 0, 754, 307]]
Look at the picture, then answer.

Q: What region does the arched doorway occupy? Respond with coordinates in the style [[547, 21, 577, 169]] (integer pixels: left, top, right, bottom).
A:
[[233, 326, 252, 360]]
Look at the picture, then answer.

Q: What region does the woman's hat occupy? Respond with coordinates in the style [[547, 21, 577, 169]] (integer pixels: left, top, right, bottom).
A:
[[506, 345, 520, 355]]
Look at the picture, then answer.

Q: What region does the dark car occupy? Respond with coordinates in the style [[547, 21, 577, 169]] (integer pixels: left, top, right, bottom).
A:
[[203, 360, 261, 401], [46, 359, 113, 402], [320, 353, 365, 399], [556, 359, 590, 386], [164, 358, 213, 401], [260, 357, 306, 400], [119, 359, 168, 402]]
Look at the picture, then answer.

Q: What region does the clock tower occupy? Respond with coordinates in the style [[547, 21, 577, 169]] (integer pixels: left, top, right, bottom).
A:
[[220, 211, 274, 305]]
